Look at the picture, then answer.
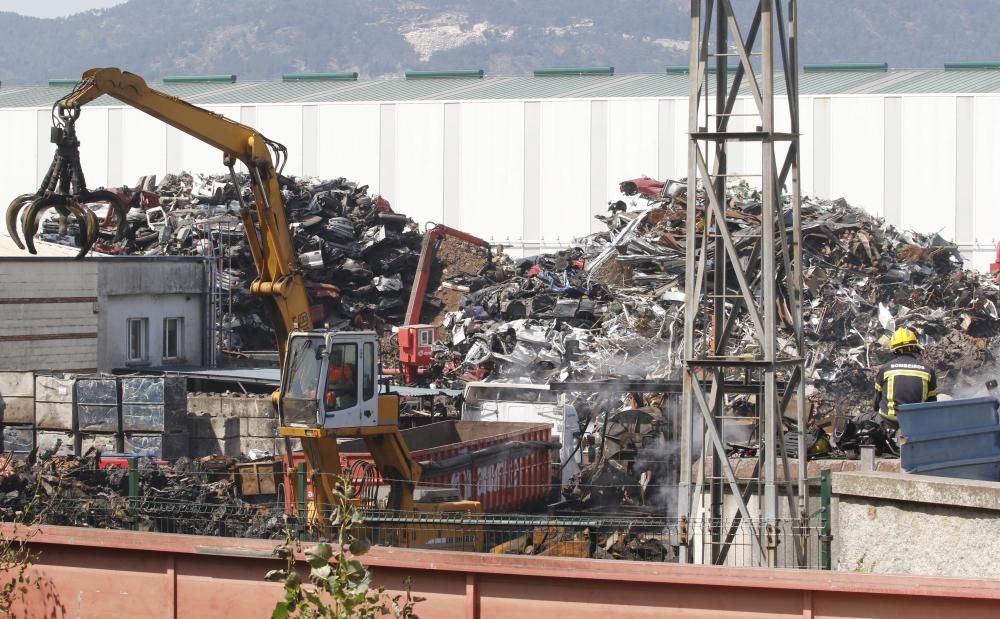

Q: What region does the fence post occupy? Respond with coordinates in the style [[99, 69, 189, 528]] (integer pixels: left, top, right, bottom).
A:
[[297, 462, 307, 534], [820, 468, 831, 570], [128, 457, 138, 531]]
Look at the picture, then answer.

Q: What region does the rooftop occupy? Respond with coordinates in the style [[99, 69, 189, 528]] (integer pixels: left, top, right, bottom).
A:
[[2, 68, 1000, 108]]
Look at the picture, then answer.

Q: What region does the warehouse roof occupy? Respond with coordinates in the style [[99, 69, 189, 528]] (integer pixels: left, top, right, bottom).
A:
[[2, 69, 1000, 108]]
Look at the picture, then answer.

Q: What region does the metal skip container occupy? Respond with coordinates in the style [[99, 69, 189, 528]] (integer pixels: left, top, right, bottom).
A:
[[75, 377, 119, 432], [120, 376, 189, 459], [284, 421, 554, 513], [898, 396, 1000, 481], [75, 376, 122, 453]]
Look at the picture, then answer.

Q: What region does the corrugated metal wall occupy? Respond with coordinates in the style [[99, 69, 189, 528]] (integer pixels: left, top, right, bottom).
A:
[[1, 94, 995, 268]]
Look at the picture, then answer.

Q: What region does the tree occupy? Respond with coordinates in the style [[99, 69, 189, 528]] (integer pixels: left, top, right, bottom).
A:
[[266, 474, 422, 619]]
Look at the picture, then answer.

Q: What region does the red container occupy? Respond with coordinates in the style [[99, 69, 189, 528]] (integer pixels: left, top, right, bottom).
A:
[[97, 456, 169, 469], [284, 420, 553, 513]]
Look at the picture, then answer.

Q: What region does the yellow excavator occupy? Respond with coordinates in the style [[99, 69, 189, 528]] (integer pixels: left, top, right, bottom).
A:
[[4, 68, 480, 546]]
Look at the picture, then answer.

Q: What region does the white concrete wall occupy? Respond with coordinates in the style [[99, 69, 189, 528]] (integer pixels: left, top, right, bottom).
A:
[[102, 293, 203, 370], [96, 259, 208, 371], [1, 93, 996, 268]]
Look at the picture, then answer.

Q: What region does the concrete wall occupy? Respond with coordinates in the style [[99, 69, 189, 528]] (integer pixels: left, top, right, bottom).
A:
[[2, 92, 996, 266], [0, 257, 209, 373], [833, 471, 1000, 578], [186, 392, 284, 457], [97, 259, 209, 370]]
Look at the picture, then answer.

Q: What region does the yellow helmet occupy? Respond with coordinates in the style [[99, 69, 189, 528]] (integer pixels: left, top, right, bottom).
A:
[[889, 327, 921, 353]]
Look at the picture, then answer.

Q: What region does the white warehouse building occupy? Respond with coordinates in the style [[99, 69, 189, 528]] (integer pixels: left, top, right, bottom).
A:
[[0, 67, 998, 269]]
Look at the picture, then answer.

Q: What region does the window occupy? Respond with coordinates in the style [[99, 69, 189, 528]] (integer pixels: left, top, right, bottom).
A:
[[163, 317, 184, 362], [126, 318, 148, 364], [362, 342, 375, 400], [418, 328, 432, 346], [324, 343, 358, 411]]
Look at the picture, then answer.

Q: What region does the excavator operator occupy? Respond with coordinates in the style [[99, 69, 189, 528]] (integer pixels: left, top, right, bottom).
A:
[[873, 327, 939, 427], [325, 347, 358, 410]]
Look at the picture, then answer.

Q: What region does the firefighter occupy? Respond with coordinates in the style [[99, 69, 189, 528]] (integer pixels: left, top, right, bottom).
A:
[[873, 327, 939, 426]]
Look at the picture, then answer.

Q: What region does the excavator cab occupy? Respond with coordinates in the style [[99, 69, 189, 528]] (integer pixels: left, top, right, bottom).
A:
[[278, 330, 380, 429]]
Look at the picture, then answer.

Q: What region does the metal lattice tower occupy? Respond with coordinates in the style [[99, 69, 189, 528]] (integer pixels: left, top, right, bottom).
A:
[[678, 0, 806, 566]]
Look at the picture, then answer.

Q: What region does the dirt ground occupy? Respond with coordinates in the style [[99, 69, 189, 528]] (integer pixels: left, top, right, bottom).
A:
[[423, 235, 492, 324]]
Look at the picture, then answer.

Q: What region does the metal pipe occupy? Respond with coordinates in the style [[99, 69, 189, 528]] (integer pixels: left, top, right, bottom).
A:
[[128, 457, 138, 530]]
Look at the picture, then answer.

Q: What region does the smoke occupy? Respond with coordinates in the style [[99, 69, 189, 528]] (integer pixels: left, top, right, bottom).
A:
[[943, 367, 1000, 400]]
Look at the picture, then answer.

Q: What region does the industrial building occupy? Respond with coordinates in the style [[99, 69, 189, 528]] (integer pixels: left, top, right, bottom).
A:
[[0, 256, 212, 372], [1, 65, 998, 267]]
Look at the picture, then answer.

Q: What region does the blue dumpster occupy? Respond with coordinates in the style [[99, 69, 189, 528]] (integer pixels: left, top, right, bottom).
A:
[[897, 396, 1000, 482]]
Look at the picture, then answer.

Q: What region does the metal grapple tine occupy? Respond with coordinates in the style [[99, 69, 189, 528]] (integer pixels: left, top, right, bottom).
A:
[[22, 195, 67, 255], [81, 203, 100, 256], [4, 193, 36, 250], [63, 199, 96, 259], [82, 189, 129, 243]]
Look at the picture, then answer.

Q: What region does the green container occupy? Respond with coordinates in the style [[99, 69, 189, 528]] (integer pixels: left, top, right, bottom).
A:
[[282, 72, 358, 81], [534, 66, 613, 77], [944, 61, 1000, 71], [404, 69, 484, 79], [803, 63, 887, 73], [163, 74, 236, 84]]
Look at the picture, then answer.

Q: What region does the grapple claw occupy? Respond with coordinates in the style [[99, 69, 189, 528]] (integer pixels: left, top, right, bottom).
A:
[[21, 195, 60, 255], [8, 104, 112, 259], [5, 193, 36, 250], [81, 189, 129, 243]]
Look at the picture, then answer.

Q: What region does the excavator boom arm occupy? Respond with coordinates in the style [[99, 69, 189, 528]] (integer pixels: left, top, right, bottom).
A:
[[59, 68, 312, 362]]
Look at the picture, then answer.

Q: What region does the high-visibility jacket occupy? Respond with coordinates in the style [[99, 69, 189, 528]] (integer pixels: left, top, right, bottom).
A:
[[327, 363, 354, 386], [873, 353, 938, 418]]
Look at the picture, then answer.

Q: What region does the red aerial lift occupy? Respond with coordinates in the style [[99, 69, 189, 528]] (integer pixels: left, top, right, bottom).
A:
[[394, 223, 493, 384]]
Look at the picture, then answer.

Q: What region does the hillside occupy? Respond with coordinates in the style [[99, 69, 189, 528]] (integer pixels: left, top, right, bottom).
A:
[[0, 0, 997, 85]]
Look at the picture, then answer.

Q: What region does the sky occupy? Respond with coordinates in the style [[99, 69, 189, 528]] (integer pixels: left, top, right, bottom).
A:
[[0, 0, 125, 18]]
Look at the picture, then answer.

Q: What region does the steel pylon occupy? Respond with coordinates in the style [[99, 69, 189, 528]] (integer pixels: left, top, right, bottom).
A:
[[678, 0, 807, 567]]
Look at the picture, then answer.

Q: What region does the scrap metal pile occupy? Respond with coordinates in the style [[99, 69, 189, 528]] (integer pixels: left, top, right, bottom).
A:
[[0, 450, 286, 538], [433, 179, 1000, 423], [25, 170, 1000, 417], [33, 172, 426, 351], [491, 523, 675, 561]]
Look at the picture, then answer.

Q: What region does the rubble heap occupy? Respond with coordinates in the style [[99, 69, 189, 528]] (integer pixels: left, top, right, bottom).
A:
[[434, 180, 1000, 422], [0, 451, 285, 538], [41, 173, 426, 350]]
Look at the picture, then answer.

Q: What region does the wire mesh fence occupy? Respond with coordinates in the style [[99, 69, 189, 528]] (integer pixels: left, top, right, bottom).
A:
[[1, 458, 831, 569]]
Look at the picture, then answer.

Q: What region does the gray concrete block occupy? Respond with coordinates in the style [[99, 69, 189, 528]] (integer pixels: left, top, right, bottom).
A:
[[239, 437, 278, 456], [187, 414, 239, 439], [0, 396, 34, 425], [221, 395, 276, 418], [35, 375, 74, 403], [35, 401, 74, 430], [240, 417, 277, 438], [187, 415, 210, 439], [78, 433, 122, 455], [188, 435, 241, 458], [36, 430, 75, 456], [0, 372, 34, 397], [187, 394, 223, 417]]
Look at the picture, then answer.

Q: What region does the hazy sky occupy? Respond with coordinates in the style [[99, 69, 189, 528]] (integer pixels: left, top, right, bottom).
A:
[[0, 0, 126, 18]]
